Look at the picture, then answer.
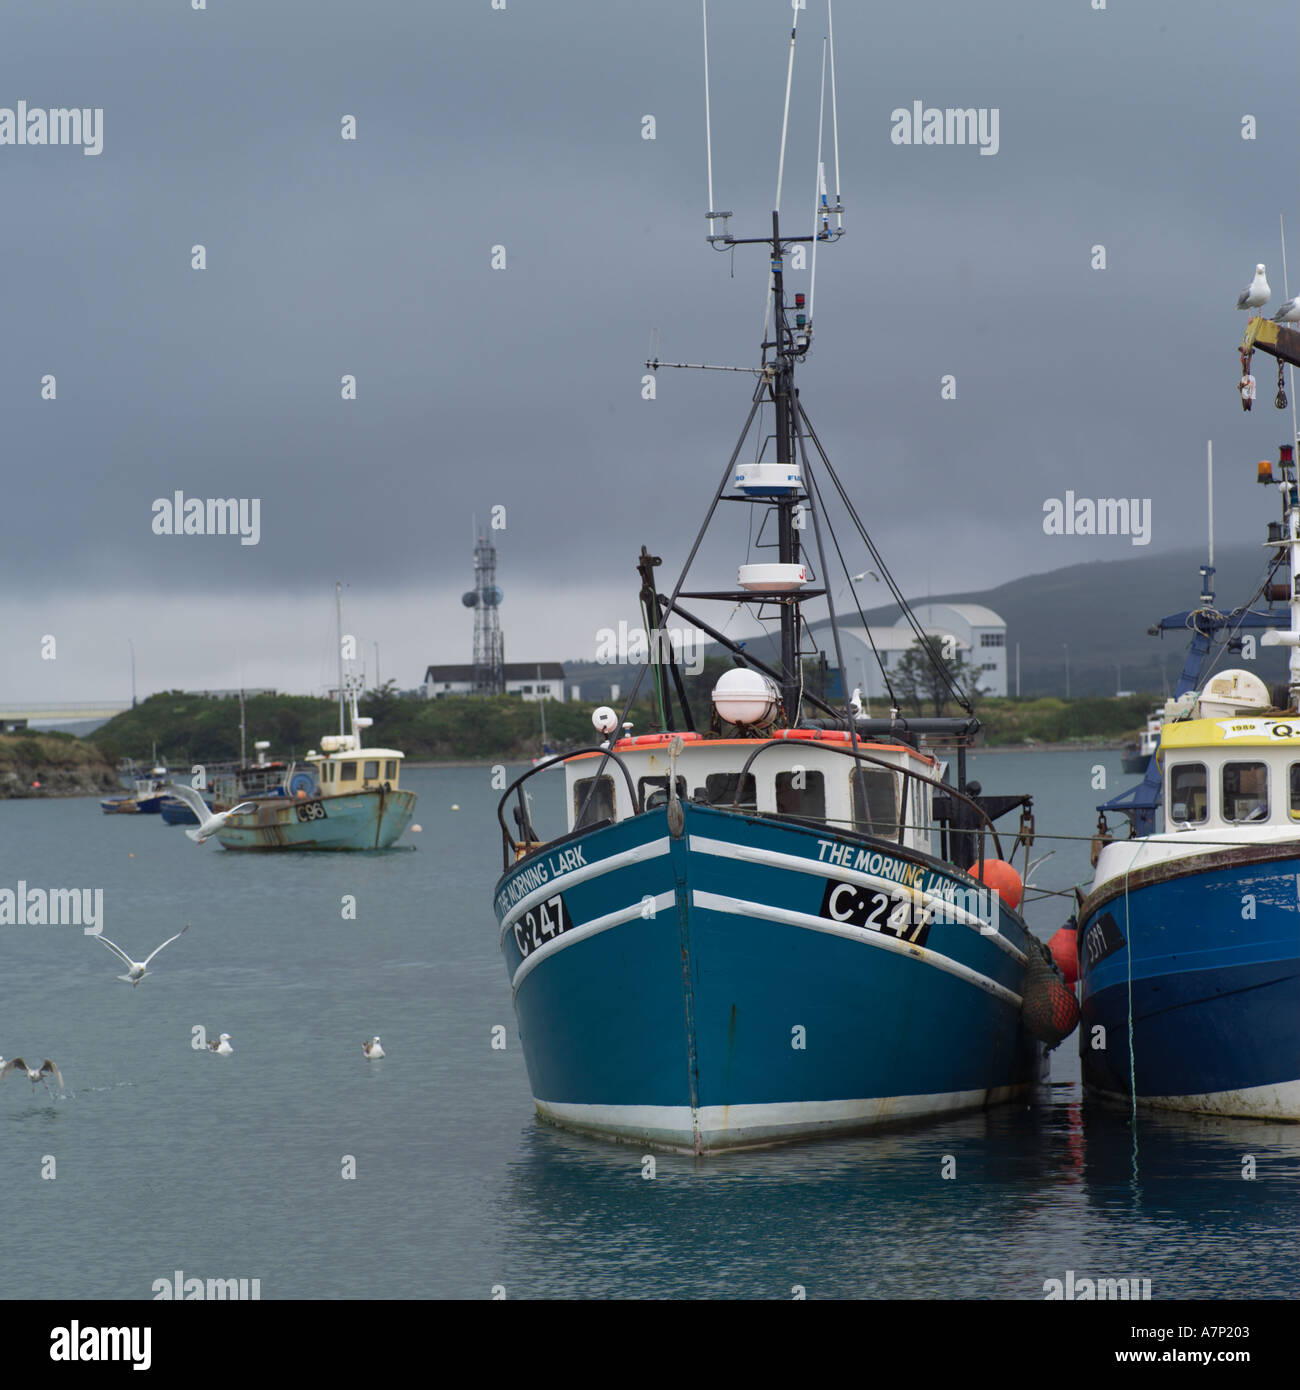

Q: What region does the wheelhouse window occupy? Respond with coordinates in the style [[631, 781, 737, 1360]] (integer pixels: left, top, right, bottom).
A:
[[1291, 764, 1300, 820], [340, 761, 357, 782], [700, 772, 756, 810], [1222, 761, 1268, 822], [1168, 763, 1207, 824], [851, 769, 898, 837], [638, 776, 687, 812], [574, 775, 616, 828], [385, 760, 397, 779], [775, 770, 825, 819], [363, 760, 380, 780]]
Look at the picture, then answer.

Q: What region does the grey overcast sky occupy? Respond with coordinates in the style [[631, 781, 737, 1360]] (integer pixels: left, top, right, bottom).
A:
[[1, 0, 1297, 703]]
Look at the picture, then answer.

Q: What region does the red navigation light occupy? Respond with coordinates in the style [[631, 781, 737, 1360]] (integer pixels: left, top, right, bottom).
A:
[[794, 293, 805, 307]]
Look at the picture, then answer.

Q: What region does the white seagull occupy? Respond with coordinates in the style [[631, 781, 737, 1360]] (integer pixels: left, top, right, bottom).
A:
[[849, 686, 865, 719], [363, 1036, 385, 1059], [95, 925, 190, 986], [1273, 294, 1300, 325], [1, 1057, 64, 1095], [1237, 263, 1270, 313], [167, 784, 258, 844], [206, 1033, 234, 1056]]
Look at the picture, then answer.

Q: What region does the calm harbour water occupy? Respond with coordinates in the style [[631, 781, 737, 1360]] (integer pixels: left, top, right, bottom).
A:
[[1, 752, 1296, 1300]]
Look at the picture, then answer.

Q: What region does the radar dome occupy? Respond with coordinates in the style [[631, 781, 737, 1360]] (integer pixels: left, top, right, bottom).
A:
[[712, 668, 781, 727]]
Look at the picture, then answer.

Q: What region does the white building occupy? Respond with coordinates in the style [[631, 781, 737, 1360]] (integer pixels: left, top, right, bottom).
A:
[[422, 662, 566, 702], [823, 603, 1007, 702]]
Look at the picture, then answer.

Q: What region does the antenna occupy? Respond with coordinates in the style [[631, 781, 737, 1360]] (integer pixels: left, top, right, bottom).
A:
[[774, 1, 801, 214], [1282, 213, 1299, 447], [827, 0, 842, 232], [702, 1, 731, 244], [1207, 439, 1213, 568], [808, 37, 828, 339]]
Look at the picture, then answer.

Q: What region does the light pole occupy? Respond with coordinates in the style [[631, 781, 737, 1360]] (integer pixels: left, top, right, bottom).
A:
[[128, 638, 136, 708], [1062, 643, 1071, 700]]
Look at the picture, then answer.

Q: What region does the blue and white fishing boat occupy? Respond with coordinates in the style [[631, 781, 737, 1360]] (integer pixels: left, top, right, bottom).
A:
[[1079, 443, 1300, 1120], [490, 4, 1075, 1154], [100, 765, 172, 815]]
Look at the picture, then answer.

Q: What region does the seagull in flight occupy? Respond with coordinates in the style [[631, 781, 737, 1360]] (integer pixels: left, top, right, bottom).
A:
[[167, 784, 258, 844], [1273, 294, 1300, 325], [363, 1036, 385, 1059], [1, 1057, 64, 1096], [95, 925, 189, 986], [206, 1033, 233, 1056], [1237, 264, 1270, 313]]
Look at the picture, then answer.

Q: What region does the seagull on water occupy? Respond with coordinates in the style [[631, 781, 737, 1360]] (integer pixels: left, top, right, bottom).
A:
[[167, 784, 259, 844], [95, 925, 189, 986], [1237, 263, 1270, 313], [363, 1036, 385, 1059], [1, 1057, 64, 1096], [206, 1033, 233, 1055], [1273, 294, 1300, 325]]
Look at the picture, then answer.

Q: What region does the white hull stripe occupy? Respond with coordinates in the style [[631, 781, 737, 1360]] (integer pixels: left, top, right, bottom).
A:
[[693, 890, 1022, 1007], [511, 890, 677, 993], [537, 1086, 1029, 1152], [1088, 1078, 1300, 1122], [688, 834, 1026, 964], [498, 836, 671, 948]]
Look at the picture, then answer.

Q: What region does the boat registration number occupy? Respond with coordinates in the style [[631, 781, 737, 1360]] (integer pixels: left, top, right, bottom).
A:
[[295, 801, 328, 822], [1082, 910, 1125, 969], [513, 893, 573, 959], [819, 880, 931, 947]]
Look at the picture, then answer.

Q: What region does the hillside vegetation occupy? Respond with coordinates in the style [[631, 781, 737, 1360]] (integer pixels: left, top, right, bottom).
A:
[[0, 731, 120, 798], [83, 685, 1152, 766]]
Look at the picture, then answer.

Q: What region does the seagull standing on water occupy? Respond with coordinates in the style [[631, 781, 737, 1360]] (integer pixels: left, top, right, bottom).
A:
[[206, 1033, 233, 1055], [95, 925, 189, 986], [363, 1036, 385, 1059], [1237, 263, 1270, 313], [1, 1058, 64, 1096], [1273, 294, 1300, 325], [167, 784, 258, 844]]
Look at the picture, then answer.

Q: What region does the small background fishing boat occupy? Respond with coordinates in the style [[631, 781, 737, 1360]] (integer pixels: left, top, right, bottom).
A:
[[212, 586, 416, 851], [100, 764, 172, 815]]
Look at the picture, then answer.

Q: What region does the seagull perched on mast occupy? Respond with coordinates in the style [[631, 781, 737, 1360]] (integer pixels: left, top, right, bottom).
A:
[[94, 925, 189, 986], [1, 1057, 64, 1096], [1237, 263, 1270, 313], [1273, 294, 1300, 325], [167, 784, 258, 844]]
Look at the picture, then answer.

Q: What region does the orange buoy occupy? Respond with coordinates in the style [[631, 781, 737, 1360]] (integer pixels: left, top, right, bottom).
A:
[[1048, 922, 1079, 985], [974, 858, 1023, 911]]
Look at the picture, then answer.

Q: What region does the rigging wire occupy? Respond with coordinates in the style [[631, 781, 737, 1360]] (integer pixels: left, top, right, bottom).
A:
[[797, 400, 973, 713]]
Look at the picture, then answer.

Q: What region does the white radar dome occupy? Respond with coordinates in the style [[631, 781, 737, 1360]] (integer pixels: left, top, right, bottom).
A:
[[711, 668, 781, 727]]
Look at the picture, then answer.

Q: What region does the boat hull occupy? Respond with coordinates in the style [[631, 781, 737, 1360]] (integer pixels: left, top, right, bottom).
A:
[[160, 796, 208, 826], [495, 802, 1043, 1152], [214, 787, 416, 850], [1079, 847, 1300, 1120]]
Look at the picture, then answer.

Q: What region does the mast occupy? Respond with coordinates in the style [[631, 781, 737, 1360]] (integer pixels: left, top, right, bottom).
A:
[[768, 210, 802, 717], [336, 580, 345, 739]]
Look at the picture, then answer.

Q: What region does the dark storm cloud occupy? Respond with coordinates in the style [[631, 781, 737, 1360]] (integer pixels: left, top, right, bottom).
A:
[[1, 0, 1297, 693]]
